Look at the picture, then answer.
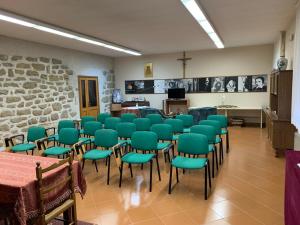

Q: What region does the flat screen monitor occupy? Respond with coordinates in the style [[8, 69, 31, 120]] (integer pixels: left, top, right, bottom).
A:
[[168, 88, 185, 99]]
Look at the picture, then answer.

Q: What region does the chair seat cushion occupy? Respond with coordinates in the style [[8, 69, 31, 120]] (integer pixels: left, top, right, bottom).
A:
[[122, 152, 155, 164], [209, 145, 215, 152], [157, 142, 171, 150], [221, 129, 228, 135], [83, 149, 112, 160], [44, 147, 71, 156], [118, 139, 131, 145], [11, 143, 36, 152], [79, 137, 93, 144], [171, 156, 207, 169], [215, 136, 221, 144], [183, 128, 190, 133]]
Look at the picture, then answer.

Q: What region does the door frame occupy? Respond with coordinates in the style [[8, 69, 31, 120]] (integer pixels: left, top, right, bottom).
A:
[[78, 75, 100, 117]]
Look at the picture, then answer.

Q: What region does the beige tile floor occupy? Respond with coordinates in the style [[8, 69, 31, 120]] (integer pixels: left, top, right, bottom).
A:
[[76, 127, 285, 225]]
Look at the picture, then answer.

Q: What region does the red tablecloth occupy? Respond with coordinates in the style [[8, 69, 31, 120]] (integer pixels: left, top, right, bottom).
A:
[[121, 107, 141, 117], [0, 152, 86, 225], [285, 150, 300, 225]]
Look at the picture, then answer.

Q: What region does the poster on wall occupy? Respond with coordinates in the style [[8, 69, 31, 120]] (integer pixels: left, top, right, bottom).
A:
[[125, 74, 267, 94], [225, 76, 238, 92], [238, 76, 252, 92], [252, 75, 268, 92], [211, 77, 225, 93]]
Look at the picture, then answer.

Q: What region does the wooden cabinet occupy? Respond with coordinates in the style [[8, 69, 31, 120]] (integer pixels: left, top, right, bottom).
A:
[[164, 99, 189, 114], [265, 70, 296, 157]]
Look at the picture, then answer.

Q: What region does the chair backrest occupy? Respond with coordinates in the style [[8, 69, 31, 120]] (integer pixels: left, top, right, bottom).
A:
[[164, 118, 184, 133], [94, 129, 118, 148], [58, 120, 75, 133], [146, 114, 163, 125], [35, 156, 75, 224], [59, 128, 79, 145], [81, 116, 96, 128], [178, 133, 209, 155], [116, 122, 136, 139], [199, 120, 222, 135], [27, 126, 46, 142], [120, 113, 137, 122], [131, 131, 158, 150], [83, 121, 102, 136], [150, 124, 173, 141], [190, 125, 216, 144], [176, 114, 194, 128], [207, 115, 228, 128], [97, 113, 111, 124], [133, 118, 151, 131], [104, 117, 121, 130]]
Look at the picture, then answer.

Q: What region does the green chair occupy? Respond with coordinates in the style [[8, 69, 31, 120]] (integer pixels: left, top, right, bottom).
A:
[[168, 133, 211, 200], [176, 114, 194, 133], [80, 116, 96, 134], [104, 117, 121, 130], [164, 118, 184, 143], [190, 125, 218, 178], [79, 121, 102, 148], [76, 129, 119, 185], [5, 126, 46, 155], [47, 120, 75, 143], [121, 113, 137, 122], [97, 113, 111, 124], [199, 120, 223, 165], [207, 115, 229, 153], [133, 118, 151, 131], [150, 124, 174, 161], [146, 114, 163, 125], [119, 131, 161, 192], [116, 122, 136, 147], [39, 128, 79, 158]]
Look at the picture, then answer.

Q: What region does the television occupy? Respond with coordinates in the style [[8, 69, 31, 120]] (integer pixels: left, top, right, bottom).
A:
[[168, 88, 185, 99]]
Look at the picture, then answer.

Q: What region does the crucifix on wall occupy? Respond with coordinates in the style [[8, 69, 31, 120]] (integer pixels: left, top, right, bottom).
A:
[[177, 51, 192, 78]]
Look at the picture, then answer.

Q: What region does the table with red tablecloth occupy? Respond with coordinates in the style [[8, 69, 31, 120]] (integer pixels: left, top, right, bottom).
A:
[[285, 150, 300, 225], [0, 152, 86, 225]]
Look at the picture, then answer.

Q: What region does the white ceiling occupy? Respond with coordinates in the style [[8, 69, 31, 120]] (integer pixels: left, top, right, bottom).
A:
[[0, 0, 297, 57]]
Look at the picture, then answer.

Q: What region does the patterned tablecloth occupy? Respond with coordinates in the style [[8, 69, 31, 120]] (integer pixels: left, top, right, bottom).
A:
[[0, 152, 86, 225]]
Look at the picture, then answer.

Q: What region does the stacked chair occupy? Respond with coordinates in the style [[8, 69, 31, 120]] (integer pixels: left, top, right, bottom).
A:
[[5, 126, 47, 155]]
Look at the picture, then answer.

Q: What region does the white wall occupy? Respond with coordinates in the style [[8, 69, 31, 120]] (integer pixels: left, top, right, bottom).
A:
[[273, 19, 296, 70], [0, 35, 113, 115], [115, 45, 273, 109]]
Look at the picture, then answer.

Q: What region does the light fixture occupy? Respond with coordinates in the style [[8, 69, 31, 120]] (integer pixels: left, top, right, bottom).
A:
[[181, 0, 224, 49], [0, 10, 142, 56]]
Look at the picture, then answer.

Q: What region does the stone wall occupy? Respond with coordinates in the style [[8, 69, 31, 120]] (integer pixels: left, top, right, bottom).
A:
[[0, 54, 78, 147], [101, 70, 115, 112]]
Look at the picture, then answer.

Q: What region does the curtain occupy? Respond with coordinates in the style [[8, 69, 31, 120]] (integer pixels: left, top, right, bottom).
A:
[[292, 5, 300, 131]]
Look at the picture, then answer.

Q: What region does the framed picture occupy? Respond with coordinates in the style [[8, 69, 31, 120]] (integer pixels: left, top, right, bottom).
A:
[[211, 77, 225, 93], [238, 76, 252, 92], [252, 75, 267, 92], [144, 63, 153, 78], [225, 76, 238, 92]]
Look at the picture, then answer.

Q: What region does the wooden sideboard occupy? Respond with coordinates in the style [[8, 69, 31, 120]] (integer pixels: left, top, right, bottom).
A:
[[164, 99, 189, 114], [265, 70, 296, 157]]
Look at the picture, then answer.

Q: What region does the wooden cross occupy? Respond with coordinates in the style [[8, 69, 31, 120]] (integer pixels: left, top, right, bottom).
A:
[[177, 51, 192, 78]]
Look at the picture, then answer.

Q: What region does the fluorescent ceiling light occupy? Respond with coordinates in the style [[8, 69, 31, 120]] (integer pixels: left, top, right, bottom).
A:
[[0, 10, 141, 56], [181, 0, 224, 49]]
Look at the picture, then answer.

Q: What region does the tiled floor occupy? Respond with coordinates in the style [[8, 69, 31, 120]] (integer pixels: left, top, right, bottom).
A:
[[76, 127, 285, 225]]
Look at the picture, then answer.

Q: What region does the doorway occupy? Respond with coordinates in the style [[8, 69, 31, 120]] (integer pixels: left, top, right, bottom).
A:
[[78, 76, 100, 117]]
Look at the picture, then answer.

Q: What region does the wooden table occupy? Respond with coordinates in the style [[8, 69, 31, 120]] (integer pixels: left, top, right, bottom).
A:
[[0, 152, 86, 225]]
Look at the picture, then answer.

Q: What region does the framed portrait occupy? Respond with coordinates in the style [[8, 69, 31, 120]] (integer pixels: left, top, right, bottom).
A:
[[211, 77, 225, 93], [252, 75, 267, 92], [144, 63, 153, 78], [225, 76, 238, 92]]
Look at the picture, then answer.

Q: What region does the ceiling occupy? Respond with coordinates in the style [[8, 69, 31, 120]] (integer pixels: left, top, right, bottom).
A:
[[0, 0, 297, 57]]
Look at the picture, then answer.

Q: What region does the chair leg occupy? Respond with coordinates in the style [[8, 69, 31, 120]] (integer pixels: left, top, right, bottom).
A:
[[221, 138, 224, 162], [204, 165, 208, 200], [168, 164, 173, 194], [226, 131, 230, 153], [107, 156, 111, 185], [119, 162, 124, 188], [31, 149, 34, 155], [212, 151, 215, 178], [214, 145, 219, 171], [82, 159, 85, 170], [207, 160, 212, 189], [172, 145, 175, 158], [94, 160, 98, 172], [176, 167, 179, 183], [155, 153, 161, 181], [149, 160, 153, 192], [129, 163, 133, 178]]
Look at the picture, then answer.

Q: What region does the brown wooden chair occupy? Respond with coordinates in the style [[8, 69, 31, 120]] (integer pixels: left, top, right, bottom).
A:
[[35, 156, 77, 225]]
